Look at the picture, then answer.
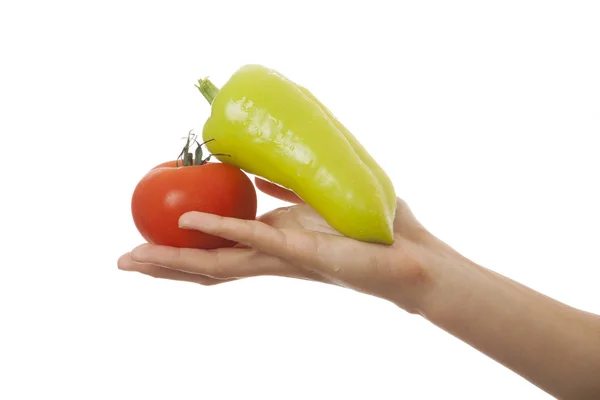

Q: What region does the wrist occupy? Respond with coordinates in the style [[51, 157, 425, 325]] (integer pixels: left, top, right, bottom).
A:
[[403, 236, 486, 322]]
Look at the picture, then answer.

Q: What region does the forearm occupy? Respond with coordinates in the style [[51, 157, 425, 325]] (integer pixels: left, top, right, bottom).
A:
[[417, 245, 600, 400]]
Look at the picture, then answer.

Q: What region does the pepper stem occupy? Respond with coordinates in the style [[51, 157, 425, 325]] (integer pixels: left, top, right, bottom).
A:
[[195, 78, 220, 105]]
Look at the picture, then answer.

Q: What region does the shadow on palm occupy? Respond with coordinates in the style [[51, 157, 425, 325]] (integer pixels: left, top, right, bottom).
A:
[[252, 177, 342, 237]]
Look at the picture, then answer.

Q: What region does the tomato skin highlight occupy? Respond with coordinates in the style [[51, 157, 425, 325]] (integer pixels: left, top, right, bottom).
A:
[[131, 161, 257, 249]]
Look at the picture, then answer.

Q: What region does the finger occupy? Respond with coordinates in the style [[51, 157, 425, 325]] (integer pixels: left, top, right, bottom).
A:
[[118, 252, 232, 285], [129, 243, 297, 279], [178, 212, 340, 270], [255, 177, 304, 204]]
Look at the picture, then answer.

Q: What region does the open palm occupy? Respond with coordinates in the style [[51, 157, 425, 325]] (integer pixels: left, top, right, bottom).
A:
[[119, 177, 435, 311]]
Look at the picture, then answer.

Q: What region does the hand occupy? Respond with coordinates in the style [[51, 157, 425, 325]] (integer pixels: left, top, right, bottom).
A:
[[118, 178, 441, 313]]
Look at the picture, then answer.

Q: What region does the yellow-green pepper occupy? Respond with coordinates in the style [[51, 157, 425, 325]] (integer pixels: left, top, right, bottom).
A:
[[196, 64, 396, 244]]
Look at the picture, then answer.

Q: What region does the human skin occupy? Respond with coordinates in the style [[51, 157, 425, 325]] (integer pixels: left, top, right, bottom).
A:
[[118, 177, 600, 400]]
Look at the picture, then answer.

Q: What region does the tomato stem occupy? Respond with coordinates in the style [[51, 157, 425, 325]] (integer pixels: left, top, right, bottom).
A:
[[195, 78, 220, 105], [176, 131, 229, 166], [176, 130, 196, 167]]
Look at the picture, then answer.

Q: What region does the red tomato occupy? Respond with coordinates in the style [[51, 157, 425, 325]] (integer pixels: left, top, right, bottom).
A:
[[131, 160, 257, 249]]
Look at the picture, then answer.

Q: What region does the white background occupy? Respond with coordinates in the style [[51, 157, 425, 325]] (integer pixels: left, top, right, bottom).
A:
[[1, 1, 598, 399]]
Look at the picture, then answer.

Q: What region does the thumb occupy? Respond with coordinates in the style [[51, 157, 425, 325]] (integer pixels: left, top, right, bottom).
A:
[[255, 177, 304, 204]]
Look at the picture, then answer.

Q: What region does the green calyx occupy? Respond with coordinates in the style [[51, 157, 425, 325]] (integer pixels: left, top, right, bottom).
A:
[[175, 131, 229, 167]]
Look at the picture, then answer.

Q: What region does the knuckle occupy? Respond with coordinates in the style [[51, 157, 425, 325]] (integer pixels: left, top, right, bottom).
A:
[[177, 248, 201, 271], [278, 228, 290, 250], [249, 219, 267, 241], [172, 247, 184, 265], [312, 234, 323, 257], [208, 251, 228, 278]]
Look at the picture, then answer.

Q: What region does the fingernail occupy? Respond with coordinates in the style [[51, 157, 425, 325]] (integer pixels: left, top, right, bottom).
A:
[[131, 244, 149, 261], [117, 252, 144, 272], [179, 212, 214, 229], [178, 213, 193, 228], [117, 253, 132, 270]]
